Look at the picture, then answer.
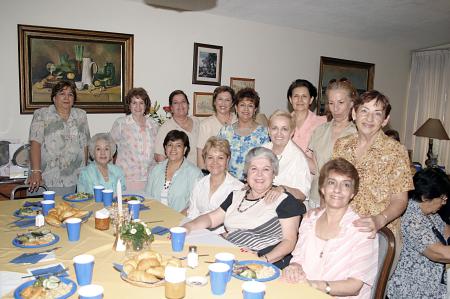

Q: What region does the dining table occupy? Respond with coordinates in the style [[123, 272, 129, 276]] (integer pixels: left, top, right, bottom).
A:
[[0, 196, 330, 298]]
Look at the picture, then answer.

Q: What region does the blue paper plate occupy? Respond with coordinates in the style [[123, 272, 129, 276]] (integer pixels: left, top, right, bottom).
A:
[[14, 277, 76, 299], [60, 211, 93, 228], [232, 260, 280, 282], [13, 206, 42, 218], [12, 233, 59, 248], [62, 192, 93, 202], [114, 194, 145, 203]]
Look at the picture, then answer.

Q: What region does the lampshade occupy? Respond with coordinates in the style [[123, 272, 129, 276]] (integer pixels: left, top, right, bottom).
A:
[[413, 118, 450, 140]]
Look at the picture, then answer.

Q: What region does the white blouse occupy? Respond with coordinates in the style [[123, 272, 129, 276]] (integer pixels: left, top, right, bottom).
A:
[[187, 172, 244, 219]]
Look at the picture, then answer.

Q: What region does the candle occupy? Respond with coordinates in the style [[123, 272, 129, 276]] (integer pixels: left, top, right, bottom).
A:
[[117, 180, 123, 216]]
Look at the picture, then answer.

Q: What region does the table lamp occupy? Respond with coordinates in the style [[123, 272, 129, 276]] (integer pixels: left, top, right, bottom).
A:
[[413, 118, 449, 167]]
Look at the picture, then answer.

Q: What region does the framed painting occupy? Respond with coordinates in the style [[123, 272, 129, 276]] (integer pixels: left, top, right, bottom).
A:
[[192, 43, 222, 86], [193, 92, 214, 117], [230, 77, 255, 93], [18, 24, 134, 114], [316, 56, 374, 115]]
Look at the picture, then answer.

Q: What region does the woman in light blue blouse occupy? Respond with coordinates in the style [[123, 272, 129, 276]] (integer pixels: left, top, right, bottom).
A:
[[77, 133, 126, 193], [218, 88, 269, 180], [145, 130, 203, 212]]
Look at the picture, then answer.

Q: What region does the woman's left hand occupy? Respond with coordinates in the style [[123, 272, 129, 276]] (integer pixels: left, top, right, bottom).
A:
[[353, 214, 385, 238], [264, 186, 283, 203]]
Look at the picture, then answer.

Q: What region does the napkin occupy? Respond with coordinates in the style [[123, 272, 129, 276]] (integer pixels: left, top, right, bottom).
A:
[[0, 271, 24, 297], [13, 219, 35, 228], [10, 251, 56, 265], [27, 263, 68, 277], [151, 226, 170, 235]]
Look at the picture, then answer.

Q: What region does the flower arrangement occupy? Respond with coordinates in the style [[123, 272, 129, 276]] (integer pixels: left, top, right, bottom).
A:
[[147, 100, 171, 125], [120, 219, 154, 251]]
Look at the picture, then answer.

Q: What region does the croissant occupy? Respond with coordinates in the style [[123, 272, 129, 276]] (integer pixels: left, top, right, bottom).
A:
[[137, 258, 160, 270], [45, 214, 61, 226], [128, 270, 159, 283], [145, 266, 164, 279]]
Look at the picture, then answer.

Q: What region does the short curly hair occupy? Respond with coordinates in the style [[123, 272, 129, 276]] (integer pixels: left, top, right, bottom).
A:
[[318, 158, 359, 198], [124, 87, 151, 115], [88, 133, 117, 161]]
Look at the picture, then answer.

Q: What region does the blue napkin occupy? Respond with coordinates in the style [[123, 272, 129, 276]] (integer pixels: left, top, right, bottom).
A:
[[151, 226, 170, 235], [10, 253, 47, 264], [30, 264, 68, 277], [13, 219, 35, 228], [23, 201, 42, 207], [140, 204, 150, 211]]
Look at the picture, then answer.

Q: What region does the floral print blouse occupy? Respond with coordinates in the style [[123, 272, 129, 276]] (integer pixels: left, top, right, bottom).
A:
[[218, 124, 269, 180], [110, 115, 158, 190]]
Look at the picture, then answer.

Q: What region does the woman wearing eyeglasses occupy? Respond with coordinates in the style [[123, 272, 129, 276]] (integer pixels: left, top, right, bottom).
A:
[[387, 168, 450, 299]]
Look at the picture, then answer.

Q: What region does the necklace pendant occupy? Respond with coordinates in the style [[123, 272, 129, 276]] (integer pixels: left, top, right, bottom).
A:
[[320, 251, 323, 258]]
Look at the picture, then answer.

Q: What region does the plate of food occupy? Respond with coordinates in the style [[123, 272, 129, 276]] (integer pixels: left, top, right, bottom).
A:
[[114, 194, 145, 203], [14, 206, 42, 218], [44, 202, 92, 227], [232, 260, 280, 282], [62, 192, 93, 202], [14, 276, 76, 299], [12, 229, 59, 248], [118, 250, 183, 288]]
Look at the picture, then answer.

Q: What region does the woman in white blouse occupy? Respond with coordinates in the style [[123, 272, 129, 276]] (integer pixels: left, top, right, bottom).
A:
[[263, 110, 311, 202], [187, 137, 244, 219]]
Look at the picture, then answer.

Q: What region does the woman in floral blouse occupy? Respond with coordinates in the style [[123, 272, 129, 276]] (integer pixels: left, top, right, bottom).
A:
[[110, 88, 158, 193], [218, 88, 269, 181]]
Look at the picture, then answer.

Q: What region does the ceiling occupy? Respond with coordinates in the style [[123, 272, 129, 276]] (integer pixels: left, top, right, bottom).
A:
[[143, 0, 450, 50]]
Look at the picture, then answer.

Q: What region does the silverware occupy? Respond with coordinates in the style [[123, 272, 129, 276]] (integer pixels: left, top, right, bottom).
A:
[[145, 220, 164, 224], [21, 267, 68, 279], [23, 247, 61, 256]]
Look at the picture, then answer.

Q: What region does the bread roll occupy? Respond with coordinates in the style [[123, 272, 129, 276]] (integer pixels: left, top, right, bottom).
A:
[[137, 258, 160, 270], [123, 264, 135, 275], [137, 250, 157, 261], [128, 270, 159, 283], [165, 258, 182, 268], [145, 266, 164, 279]]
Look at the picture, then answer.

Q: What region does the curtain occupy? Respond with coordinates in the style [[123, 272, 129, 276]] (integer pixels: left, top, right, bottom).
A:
[[404, 49, 450, 171]]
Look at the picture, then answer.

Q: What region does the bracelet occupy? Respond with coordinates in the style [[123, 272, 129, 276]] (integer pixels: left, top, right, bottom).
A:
[[324, 281, 331, 294], [30, 169, 42, 173]]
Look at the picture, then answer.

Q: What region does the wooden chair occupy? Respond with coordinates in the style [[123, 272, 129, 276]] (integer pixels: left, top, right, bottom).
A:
[[371, 227, 396, 299], [10, 184, 47, 200]]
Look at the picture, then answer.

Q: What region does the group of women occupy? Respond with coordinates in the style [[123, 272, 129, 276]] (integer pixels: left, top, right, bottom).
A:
[[27, 79, 450, 298]]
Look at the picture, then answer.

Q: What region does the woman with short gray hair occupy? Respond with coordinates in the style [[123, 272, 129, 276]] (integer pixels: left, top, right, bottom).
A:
[[77, 133, 125, 193], [183, 147, 305, 269]]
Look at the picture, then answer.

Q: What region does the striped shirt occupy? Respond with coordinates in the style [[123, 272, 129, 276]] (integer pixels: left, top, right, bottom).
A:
[[291, 207, 378, 299], [220, 190, 305, 251]]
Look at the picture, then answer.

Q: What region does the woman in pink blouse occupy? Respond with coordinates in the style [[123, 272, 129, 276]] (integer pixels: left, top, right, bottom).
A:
[[283, 158, 378, 298], [110, 88, 158, 193], [288, 79, 326, 152]]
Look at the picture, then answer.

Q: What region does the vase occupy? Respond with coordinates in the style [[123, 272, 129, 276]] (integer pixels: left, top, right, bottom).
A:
[[125, 240, 151, 257]]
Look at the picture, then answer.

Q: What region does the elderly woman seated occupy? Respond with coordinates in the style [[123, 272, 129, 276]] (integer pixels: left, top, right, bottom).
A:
[[187, 137, 244, 220], [183, 147, 305, 269], [283, 158, 378, 298], [387, 168, 450, 299], [145, 130, 203, 212], [77, 133, 125, 193]]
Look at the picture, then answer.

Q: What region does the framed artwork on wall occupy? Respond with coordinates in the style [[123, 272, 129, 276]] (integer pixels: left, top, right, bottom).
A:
[[192, 43, 223, 86], [230, 77, 255, 93], [317, 56, 374, 115], [18, 24, 134, 114], [193, 92, 214, 116]]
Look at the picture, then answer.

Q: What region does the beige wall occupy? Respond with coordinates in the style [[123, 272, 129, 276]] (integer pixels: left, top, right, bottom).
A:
[[0, 0, 411, 141]]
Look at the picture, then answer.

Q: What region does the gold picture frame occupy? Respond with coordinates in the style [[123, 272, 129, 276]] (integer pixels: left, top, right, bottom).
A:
[[230, 77, 255, 93], [193, 92, 214, 117]]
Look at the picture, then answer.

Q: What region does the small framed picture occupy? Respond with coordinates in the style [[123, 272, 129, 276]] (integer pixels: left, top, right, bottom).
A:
[[230, 77, 255, 93], [192, 43, 223, 86], [193, 92, 214, 117]]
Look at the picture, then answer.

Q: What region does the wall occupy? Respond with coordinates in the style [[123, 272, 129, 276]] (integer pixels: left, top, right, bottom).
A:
[[0, 0, 411, 142]]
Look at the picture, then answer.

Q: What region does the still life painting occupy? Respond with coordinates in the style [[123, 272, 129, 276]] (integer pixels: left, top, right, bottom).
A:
[[18, 25, 134, 113]]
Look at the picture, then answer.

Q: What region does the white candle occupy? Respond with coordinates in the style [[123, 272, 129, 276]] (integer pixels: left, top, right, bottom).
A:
[[117, 180, 123, 216]]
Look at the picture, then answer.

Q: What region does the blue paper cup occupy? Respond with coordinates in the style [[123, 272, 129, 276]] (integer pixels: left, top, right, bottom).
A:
[[93, 186, 104, 203], [209, 262, 230, 296], [170, 227, 187, 252], [127, 200, 141, 220], [78, 284, 104, 299], [65, 217, 82, 241], [42, 191, 55, 200], [73, 254, 95, 286], [102, 189, 113, 207], [242, 281, 266, 299], [41, 200, 55, 216], [215, 252, 235, 281]]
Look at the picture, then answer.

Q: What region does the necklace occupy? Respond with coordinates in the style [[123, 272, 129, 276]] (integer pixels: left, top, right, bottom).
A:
[[319, 239, 329, 258], [237, 189, 269, 213], [165, 159, 183, 183]]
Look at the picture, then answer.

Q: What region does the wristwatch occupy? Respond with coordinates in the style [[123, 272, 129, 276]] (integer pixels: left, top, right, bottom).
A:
[[325, 281, 331, 294]]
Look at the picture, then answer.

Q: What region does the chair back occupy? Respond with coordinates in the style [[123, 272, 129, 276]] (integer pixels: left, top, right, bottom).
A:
[[371, 226, 396, 299], [10, 184, 47, 200]]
